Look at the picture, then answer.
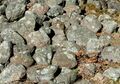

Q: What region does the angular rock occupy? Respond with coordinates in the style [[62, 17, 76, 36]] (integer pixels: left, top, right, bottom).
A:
[[103, 67, 120, 81], [11, 11, 36, 38], [0, 64, 26, 83], [27, 65, 58, 83], [54, 67, 77, 84], [5, 3, 26, 21], [0, 64, 4, 72], [98, 14, 112, 22], [27, 28, 50, 48], [1, 28, 26, 51], [102, 20, 117, 33], [33, 46, 52, 65], [45, 0, 63, 8], [66, 24, 97, 46], [60, 41, 80, 54], [10, 51, 34, 67], [30, 3, 49, 15], [101, 46, 120, 63], [0, 41, 12, 63], [81, 14, 102, 33], [86, 35, 111, 56], [0, 4, 6, 15], [47, 5, 64, 17], [52, 48, 77, 68]]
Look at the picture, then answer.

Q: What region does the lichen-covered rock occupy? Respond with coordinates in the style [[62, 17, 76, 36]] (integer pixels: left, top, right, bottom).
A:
[[66, 24, 97, 46], [33, 46, 52, 66], [27, 65, 58, 83], [27, 28, 50, 48], [52, 48, 77, 68], [45, 0, 63, 8], [103, 67, 120, 81], [10, 51, 34, 67], [54, 67, 77, 84], [81, 14, 102, 33], [86, 35, 111, 56], [102, 20, 117, 33], [10, 11, 36, 39], [0, 64, 26, 83], [101, 46, 120, 63], [0, 41, 12, 63], [47, 5, 63, 17], [5, 3, 25, 21], [1, 28, 26, 51]]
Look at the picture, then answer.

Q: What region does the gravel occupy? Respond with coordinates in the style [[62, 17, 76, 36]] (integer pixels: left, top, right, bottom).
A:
[[0, 0, 120, 83]]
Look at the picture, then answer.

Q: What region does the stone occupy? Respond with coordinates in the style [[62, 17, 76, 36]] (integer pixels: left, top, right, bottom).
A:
[[1, 28, 26, 51], [5, 3, 26, 21], [27, 65, 58, 83], [0, 41, 12, 64], [102, 20, 117, 33], [103, 67, 120, 81], [107, 0, 120, 11], [60, 41, 80, 54], [10, 51, 34, 67], [78, 63, 96, 77], [33, 46, 52, 65], [29, 3, 49, 16], [6, 0, 27, 4], [47, 5, 64, 17], [66, 24, 97, 46], [98, 14, 112, 22], [101, 46, 120, 63], [81, 14, 102, 33], [27, 28, 50, 48], [64, 4, 81, 16], [86, 35, 111, 56], [0, 64, 26, 83], [54, 67, 77, 84], [52, 48, 77, 68], [45, 0, 63, 8], [10, 11, 36, 38]]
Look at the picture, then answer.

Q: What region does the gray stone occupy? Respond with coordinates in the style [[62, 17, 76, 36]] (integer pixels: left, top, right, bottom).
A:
[[66, 0, 77, 5], [5, 3, 26, 21], [27, 65, 58, 83], [107, 1, 120, 11], [45, 0, 63, 8], [38, 80, 55, 84], [52, 48, 77, 68], [10, 51, 34, 67], [0, 41, 12, 64], [11, 11, 36, 39], [101, 46, 120, 63], [98, 14, 112, 22], [103, 67, 120, 81], [1, 28, 26, 51], [54, 67, 77, 84], [60, 41, 80, 54], [47, 5, 63, 17], [0, 64, 26, 83], [66, 24, 97, 46], [27, 28, 50, 48], [86, 35, 111, 56], [81, 14, 102, 33], [33, 46, 52, 65], [102, 20, 117, 33], [7, 0, 27, 4], [30, 3, 49, 16]]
